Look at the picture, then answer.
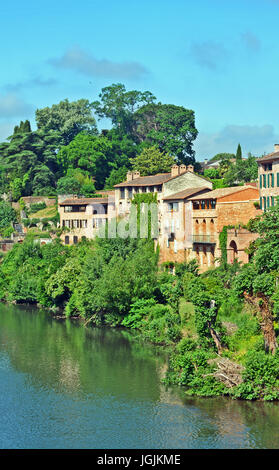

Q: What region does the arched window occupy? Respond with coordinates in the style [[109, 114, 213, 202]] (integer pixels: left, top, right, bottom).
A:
[[229, 240, 238, 263]]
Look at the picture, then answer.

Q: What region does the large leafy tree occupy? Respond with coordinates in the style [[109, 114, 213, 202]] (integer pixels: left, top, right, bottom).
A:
[[36, 98, 97, 146], [56, 133, 114, 189], [130, 146, 175, 176], [132, 103, 198, 165], [92, 83, 156, 135], [0, 123, 59, 198]]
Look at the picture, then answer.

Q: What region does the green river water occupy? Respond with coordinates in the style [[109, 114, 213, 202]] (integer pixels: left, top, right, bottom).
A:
[[0, 303, 279, 449]]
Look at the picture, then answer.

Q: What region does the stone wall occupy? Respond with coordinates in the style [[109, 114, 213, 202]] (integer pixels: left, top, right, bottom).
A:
[[227, 228, 259, 265]]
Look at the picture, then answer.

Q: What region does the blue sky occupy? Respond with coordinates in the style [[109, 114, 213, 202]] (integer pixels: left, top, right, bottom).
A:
[[1, 0, 279, 160]]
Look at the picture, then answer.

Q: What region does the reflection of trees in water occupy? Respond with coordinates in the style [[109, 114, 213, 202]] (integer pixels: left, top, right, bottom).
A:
[[0, 304, 165, 401], [176, 395, 279, 448]]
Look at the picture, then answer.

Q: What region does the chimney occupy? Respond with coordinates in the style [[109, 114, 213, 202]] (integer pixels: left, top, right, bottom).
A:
[[204, 159, 208, 164], [126, 171, 133, 182], [179, 164, 187, 175], [274, 144, 279, 153], [171, 164, 180, 178], [133, 171, 140, 179], [187, 165, 194, 173]]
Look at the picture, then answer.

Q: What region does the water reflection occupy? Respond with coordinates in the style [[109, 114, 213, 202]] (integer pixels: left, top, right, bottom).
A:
[[0, 303, 279, 449]]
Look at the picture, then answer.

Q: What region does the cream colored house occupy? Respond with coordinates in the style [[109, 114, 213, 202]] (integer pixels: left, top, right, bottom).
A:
[[58, 196, 115, 244]]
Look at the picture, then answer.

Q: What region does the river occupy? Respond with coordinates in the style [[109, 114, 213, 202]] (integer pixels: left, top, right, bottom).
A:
[[0, 303, 278, 449]]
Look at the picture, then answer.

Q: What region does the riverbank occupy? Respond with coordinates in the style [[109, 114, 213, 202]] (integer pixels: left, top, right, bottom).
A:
[[1, 231, 279, 401], [2, 302, 279, 449]]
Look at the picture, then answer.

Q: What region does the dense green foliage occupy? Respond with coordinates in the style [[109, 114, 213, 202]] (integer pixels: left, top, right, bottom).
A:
[[0, 84, 199, 201]]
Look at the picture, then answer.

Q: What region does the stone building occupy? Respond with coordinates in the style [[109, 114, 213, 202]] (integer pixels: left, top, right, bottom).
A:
[[190, 186, 260, 271], [257, 144, 279, 210], [113, 165, 212, 218], [58, 195, 115, 245], [226, 228, 259, 265]]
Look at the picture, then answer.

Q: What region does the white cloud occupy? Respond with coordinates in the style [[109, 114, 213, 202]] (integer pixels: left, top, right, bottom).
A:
[[49, 46, 148, 79], [190, 41, 229, 70], [195, 124, 279, 160], [0, 94, 33, 118]]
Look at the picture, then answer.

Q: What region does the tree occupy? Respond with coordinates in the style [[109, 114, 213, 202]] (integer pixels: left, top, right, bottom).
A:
[[132, 103, 198, 165], [224, 154, 258, 186], [92, 83, 156, 135], [36, 99, 97, 146], [236, 143, 242, 161], [105, 167, 129, 189], [56, 176, 81, 195], [0, 201, 16, 232], [56, 133, 115, 189], [130, 146, 175, 176]]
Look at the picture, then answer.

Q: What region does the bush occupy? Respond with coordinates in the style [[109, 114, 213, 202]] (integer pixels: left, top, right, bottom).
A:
[[29, 202, 47, 213]]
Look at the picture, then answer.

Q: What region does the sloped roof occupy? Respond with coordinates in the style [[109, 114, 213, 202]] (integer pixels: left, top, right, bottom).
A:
[[257, 151, 279, 163], [190, 185, 257, 200], [163, 187, 209, 201], [59, 197, 109, 206], [114, 173, 172, 187], [114, 171, 211, 188]]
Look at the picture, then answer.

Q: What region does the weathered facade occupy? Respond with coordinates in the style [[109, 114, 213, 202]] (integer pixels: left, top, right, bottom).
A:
[[57, 165, 260, 272], [190, 186, 260, 271], [257, 144, 279, 210], [58, 196, 115, 245]]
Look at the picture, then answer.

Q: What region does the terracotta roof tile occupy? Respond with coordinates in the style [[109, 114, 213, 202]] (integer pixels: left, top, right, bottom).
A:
[[59, 197, 110, 206], [257, 151, 279, 162], [190, 186, 257, 200], [163, 187, 209, 201], [114, 173, 172, 187]]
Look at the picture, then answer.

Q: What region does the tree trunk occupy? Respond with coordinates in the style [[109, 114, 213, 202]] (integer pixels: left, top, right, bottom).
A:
[[207, 320, 223, 354], [244, 292, 278, 355]]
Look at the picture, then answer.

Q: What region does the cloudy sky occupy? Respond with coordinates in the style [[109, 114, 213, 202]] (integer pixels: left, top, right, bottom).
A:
[[1, 0, 279, 160]]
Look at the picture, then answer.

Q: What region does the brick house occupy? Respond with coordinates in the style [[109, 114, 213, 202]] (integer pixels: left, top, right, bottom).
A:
[[257, 144, 279, 210], [190, 186, 260, 271]]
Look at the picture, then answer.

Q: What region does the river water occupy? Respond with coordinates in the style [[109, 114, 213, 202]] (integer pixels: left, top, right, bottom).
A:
[[0, 303, 279, 449]]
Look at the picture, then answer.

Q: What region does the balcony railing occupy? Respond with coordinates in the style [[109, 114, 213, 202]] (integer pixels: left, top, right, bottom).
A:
[[192, 234, 216, 244]]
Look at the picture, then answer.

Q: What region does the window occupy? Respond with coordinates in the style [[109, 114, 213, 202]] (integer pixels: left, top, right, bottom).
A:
[[260, 197, 262, 210], [206, 200, 210, 209], [272, 173, 275, 188], [65, 236, 69, 245], [142, 187, 146, 193], [168, 202, 179, 212], [120, 188, 125, 199], [260, 175, 262, 189], [263, 196, 266, 211], [277, 173, 279, 187], [267, 196, 270, 208], [268, 163, 272, 171], [72, 220, 79, 228], [211, 199, 216, 209], [193, 201, 200, 210], [93, 218, 107, 229], [157, 185, 162, 193], [201, 200, 205, 209], [73, 236, 78, 244], [149, 186, 154, 192], [128, 187, 133, 199], [263, 174, 267, 188], [81, 220, 87, 228], [64, 205, 86, 213]]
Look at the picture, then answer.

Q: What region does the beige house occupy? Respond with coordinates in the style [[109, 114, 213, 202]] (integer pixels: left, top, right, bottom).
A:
[[58, 196, 115, 244], [257, 144, 279, 210], [114, 165, 212, 218]]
